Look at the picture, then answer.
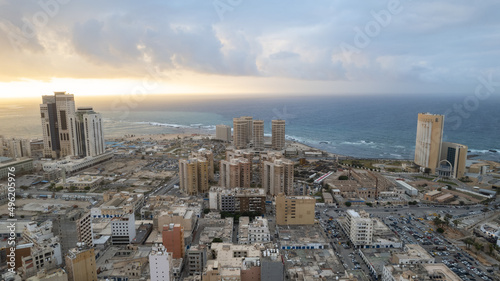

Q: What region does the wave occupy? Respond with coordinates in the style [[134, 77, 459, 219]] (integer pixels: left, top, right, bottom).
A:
[[340, 140, 376, 146], [135, 121, 191, 129], [469, 149, 499, 154]]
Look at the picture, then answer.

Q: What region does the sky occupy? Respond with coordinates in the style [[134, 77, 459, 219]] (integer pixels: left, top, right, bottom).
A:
[[1, 0, 499, 98]]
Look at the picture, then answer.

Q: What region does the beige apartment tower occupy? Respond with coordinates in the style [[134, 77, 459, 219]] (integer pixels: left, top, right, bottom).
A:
[[439, 142, 468, 179], [233, 118, 249, 149], [179, 158, 209, 195], [272, 119, 286, 150], [253, 120, 264, 150], [215, 125, 232, 142], [219, 157, 251, 188], [414, 113, 444, 174], [40, 92, 76, 158], [262, 159, 294, 195], [65, 247, 97, 281], [192, 150, 215, 181], [275, 194, 315, 225]]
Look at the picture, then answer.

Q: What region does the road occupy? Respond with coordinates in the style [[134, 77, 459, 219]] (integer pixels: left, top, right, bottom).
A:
[[315, 205, 494, 281]]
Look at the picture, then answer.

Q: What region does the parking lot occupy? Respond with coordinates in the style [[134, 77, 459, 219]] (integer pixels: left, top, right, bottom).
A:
[[315, 204, 495, 281]]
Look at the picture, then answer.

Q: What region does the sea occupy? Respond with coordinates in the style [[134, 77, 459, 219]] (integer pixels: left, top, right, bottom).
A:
[[1, 93, 499, 162]]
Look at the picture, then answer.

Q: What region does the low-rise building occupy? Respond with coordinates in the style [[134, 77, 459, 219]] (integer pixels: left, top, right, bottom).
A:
[[57, 175, 103, 189], [209, 186, 266, 214], [275, 194, 315, 226], [382, 263, 462, 281]]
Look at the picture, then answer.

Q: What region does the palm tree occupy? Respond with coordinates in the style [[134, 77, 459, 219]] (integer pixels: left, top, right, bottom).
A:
[[453, 219, 461, 227]]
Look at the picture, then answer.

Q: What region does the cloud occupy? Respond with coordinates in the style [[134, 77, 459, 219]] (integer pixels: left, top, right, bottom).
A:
[[0, 0, 499, 94]]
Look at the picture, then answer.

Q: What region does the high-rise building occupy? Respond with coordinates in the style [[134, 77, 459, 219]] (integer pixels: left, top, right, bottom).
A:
[[65, 247, 97, 281], [219, 157, 251, 188], [275, 194, 315, 225], [162, 223, 185, 259], [3, 138, 31, 158], [192, 149, 214, 181], [271, 120, 286, 150], [241, 116, 253, 142], [215, 124, 232, 142], [345, 209, 374, 247], [253, 120, 264, 150], [149, 245, 173, 281], [262, 158, 294, 195], [69, 107, 105, 158], [47, 209, 93, 259], [439, 142, 468, 179], [40, 92, 76, 159], [179, 157, 209, 195], [414, 113, 444, 174], [233, 117, 249, 149], [111, 214, 136, 245]]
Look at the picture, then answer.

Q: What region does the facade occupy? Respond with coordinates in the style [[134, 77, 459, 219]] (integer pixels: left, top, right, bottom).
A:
[[209, 187, 266, 214], [253, 120, 264, 150], [192, 149, 215, 181], [414, 113, 444, 174], [2, 138, 31, 158], [233, 117, 250, 149], [41, 152, 113, 174], [162, 223, 185, 259], [0, 157, 33, 180], [40, 92, 76, 159], [271, 120, 286, 150], [247, 217, 271, 244], [149, 244, 173, 281], [345, 209, 374, 247], [179, 157, 210, 195], [26, 269, 68, 281], [186, 245, 207, 276], [275, 194, 315, 225], [69, 107, 105, 158], [215, 124, 232, 142], [111, 214, 136, 245], [219, 157, 251, 188], [262, 158, 294, 196], [65, 247, 97, 281], [49, 209, 93, 259], [439, 142, 468, 179]]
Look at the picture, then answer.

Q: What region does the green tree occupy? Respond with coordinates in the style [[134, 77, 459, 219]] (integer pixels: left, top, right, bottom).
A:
[[453, 219, 461, 227], [212, 238, 223, 243], [436, 228, 445, 234], [338, 175, 349, 180], [345, 202, 352, 207]]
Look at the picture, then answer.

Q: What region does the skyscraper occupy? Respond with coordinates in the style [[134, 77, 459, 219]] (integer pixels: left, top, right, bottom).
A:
[[253, 120, 264, 150], [215, 124, 232, 142], [271, 119, 286, 150], [414, 113, 444, 174], [69, 107, 105, 158], [233, 117, 249, 149], [40, 92, 76, 158]]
